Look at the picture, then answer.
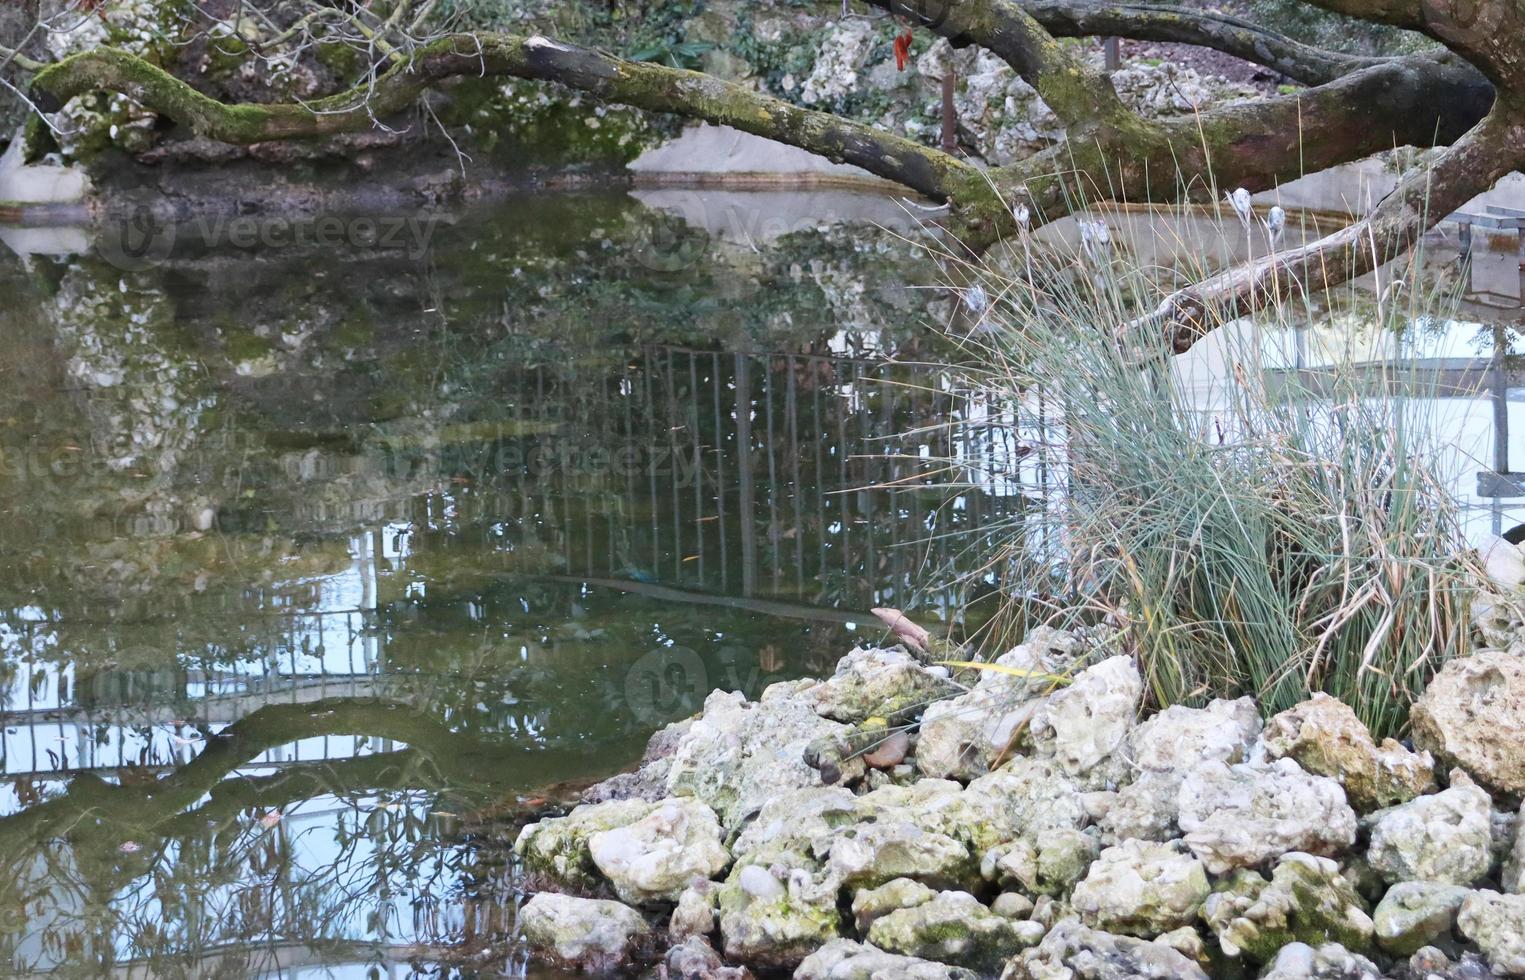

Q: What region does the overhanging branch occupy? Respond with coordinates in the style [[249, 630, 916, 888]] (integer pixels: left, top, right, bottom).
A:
[[31, 33, 979, 202], [980, 50, 1493, 234], [863, 0, 1144, 131], [1128, 109, 1525, 354], [1020, 0, 1383, 85]]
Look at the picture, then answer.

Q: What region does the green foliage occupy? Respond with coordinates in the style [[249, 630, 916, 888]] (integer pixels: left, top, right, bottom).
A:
[[628, 38, 717, 70], [941, 215, 1474, 737]]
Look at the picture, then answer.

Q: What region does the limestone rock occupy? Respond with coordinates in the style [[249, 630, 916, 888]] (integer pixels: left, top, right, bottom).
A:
[[851, 877, 937, 933], [1411, 649, 1525, 797], [518, 892, 649, 972], [1257, 941, 1386, 980], [959, 757, 1088, 851], [866, 890, 1045, 973], [665, 689, 866, 829], [855, 779, 989, 849], [1101, 770, 1183, 843], [1402, 947, 1492, 980], [828, 819, 974, 890], [896, 682, 1018, 780], [1070, 840, 1210, 938], [583, 717, 695, 804], [1338, 856, 1387, 905], [1154, 925, 1208, 967], [1177, 759, 1358, 873], [797, 18, 874, 107], [731, 786, 857, 861], [665, 935, 751, 980], [914, 629, 1082, 780], [1457, 890, 1525, 976], [992, 892, 1035, 919], [1402, 947, 1499, 980], [716, 858, 840, 968], [1081, 791, 1117, 823], [671, 881, 719, 941], [1028, 895, 1065, 931], [1372, 881, 1472, 956], [1127, 697, 1260, 772], [800, 646, 949, 724], [1002, 917, 1210, 979], [588, 797, 730, 904], [1482, 536, 1525, 591], [1201, 853, 1373, 962], [1474, 595, 1525, 651], [515, 798, 660, 892], [1263, 693, 1436, 811], [981, 830, 1099, 897], [794, 939, 978, 980], [1029, 655, 1143, 778], [1366, 773, 1493, 886], [913, 684, 1035, 782], [1506, 802, 1525, 892]]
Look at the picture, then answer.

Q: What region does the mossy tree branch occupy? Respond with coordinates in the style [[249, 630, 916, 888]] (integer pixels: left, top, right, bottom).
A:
[[1017, 0, 1388, 84], [849, 0, 1493, 240], [971, 42, 1493, 235], [1298, 0, 1525, 89], [866, 0, 1141, 129], [30, 34, 981, 203], [18, 3, 1523, 352]]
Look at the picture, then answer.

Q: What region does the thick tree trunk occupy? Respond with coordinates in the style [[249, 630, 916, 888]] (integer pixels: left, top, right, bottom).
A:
[[30, 35, 983, 202]]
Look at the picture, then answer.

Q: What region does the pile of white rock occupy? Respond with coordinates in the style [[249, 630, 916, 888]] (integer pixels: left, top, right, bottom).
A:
[[512, 627, 1525, 978]]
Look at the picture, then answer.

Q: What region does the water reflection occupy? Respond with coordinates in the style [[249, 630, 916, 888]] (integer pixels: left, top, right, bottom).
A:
[[4, 183, 1524, 977], [1032, 204, 1525, 544], [0, 194, 1024, 977]]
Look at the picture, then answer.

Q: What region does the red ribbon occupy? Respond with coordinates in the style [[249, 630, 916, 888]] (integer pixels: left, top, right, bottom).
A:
[[893, 28, 914, 71]]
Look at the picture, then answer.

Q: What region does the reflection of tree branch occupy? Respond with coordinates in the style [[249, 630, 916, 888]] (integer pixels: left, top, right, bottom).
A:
[[154, 749, 432, 837], [0, 696, 611, 854], [545, 574, 882, 625]]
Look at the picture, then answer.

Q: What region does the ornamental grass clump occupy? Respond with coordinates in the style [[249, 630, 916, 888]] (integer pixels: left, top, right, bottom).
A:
[[934, 209, 1476, 737]]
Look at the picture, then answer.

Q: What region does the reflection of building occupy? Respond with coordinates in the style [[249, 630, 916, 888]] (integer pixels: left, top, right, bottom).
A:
[[1075, 205, 1525, 546], [1177, 318, 1525, 545]]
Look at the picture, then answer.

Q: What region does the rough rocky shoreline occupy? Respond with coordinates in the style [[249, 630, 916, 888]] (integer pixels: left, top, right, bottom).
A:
[[511, 623, 1525, 978]]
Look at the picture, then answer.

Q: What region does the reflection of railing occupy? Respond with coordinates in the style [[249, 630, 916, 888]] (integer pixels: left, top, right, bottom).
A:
[[1, 346, 1030, 784], [0, 603, 397, 783], [386, 344, 1028, 608]]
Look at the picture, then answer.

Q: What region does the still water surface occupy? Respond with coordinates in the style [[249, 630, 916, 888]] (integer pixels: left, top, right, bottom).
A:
[[1, 186, 1522, 977], [0, 190, 1028, 977]]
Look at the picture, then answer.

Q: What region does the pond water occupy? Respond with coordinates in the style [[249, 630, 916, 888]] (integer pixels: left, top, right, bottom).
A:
[[1, 184, 1522, 978], [0, 189, 1037, 977]]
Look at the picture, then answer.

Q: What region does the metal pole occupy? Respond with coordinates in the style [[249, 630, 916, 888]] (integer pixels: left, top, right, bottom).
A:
[[1494, 323, 1510, 476], [941, 69, 957, 154], [1104, 37, 1120, 72]]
